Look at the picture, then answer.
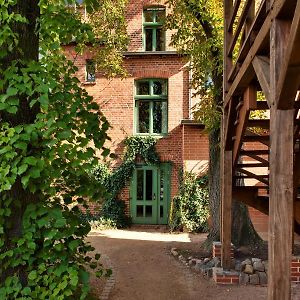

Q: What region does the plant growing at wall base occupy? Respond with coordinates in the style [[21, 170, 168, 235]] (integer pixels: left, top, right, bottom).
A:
[[169, 172, 209, 233]]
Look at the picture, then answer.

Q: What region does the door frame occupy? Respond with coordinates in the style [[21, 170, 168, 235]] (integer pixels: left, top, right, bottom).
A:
[[130, 163, 171, 225]]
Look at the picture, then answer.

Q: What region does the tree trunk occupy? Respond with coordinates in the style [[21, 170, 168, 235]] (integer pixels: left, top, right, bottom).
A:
[[202, 129, 263, 251], [1, 0, 40, 285]]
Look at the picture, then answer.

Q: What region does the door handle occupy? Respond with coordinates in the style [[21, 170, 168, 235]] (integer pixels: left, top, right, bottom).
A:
[[153, 193, 156, 200]]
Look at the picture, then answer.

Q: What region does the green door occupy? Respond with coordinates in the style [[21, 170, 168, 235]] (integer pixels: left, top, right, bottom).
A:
[[131, 164, 170, 224]]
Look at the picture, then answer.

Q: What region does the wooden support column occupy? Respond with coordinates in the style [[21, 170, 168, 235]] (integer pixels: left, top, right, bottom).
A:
[[221, 150, 232, 270], [268, 19, 294, 300]]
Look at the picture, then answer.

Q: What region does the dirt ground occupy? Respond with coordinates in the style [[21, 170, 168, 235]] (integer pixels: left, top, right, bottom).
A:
[[87, 227, 300, 300]]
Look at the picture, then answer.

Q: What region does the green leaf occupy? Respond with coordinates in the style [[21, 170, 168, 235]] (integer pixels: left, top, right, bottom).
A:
[[28, 270, 37, 280], [6, 106, 18, 114], [17, 164, 28, 175], [23, 156, 37, 166], [14, 142, 27, 151], [95, 253, 101, 260], [6, 87, 18, 96]]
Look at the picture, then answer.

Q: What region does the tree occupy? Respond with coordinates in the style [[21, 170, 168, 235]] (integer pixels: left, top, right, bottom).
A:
[[0, 0, 127, 298], [166, 0, 262, 249]]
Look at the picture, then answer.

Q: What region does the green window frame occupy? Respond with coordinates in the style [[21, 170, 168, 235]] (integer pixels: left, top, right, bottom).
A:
[[134, 79, 168, 136], [86, 59, 95, 82], [143, 7, 166, 51]]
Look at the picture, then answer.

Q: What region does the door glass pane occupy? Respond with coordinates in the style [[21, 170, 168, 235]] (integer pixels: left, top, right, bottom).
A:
[[137, 170, 144, 200], [156, 28, 165, 51], [160, 206, 164, 218], [146, 170, 153, 200], [145, 28, 153, 51], [136, 205, 143, 217], [153, 101, 162, 133], [160, 170, 164, 201], [137, 81, 149, 95], [146, 206, 152, 217], [138, 101, 150, 133]]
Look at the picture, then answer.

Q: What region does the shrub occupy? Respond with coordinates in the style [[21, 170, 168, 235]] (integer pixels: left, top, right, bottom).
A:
[[169, 172, 209, 232]]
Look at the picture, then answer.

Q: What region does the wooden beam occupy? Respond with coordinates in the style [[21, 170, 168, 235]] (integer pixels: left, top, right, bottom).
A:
[[276, 1, 300, 109], [225, 0, 290, 108], [221, 150, 232, 270], [268, 17, 294, 297], [235, 168, 269, 185], [252, 56, 271, 105], [268, 109, 294, 300], [232, 86, 257, 166]]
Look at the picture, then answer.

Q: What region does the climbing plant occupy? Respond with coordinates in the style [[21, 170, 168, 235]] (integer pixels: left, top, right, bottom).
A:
[[0, 0, 128, 299], [169, 172, 209, 233], [92, 136, 160, 227]]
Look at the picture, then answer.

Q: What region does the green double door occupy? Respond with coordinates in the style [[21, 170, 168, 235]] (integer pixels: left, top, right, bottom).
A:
[[130, 164, 171, 224]]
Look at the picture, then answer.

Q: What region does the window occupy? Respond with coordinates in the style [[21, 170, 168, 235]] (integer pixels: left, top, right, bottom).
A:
[[86, 59, 95, 82], [135, 79, 168, 135], [143, 7, 166, 51]]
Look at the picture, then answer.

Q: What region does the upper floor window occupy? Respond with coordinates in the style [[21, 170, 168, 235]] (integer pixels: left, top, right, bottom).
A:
[[86, 59, 95, 82], [134, 79, 168, 135], [143, 8, 166, 51]]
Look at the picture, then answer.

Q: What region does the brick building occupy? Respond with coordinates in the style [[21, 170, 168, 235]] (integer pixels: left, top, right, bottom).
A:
[[65, 0, 209, 225], [65, 0, 268, 230]]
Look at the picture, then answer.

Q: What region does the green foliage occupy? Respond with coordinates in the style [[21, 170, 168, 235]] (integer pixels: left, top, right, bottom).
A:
[[93, 135, 160, 199], [166, 0, 223, 131], [92, 136, 160, 227], [169, 172, 209, 233], [0, 0, 128, 299]]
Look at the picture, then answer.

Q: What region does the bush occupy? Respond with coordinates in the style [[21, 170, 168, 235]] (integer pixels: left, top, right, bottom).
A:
[[169, 172, 209, 232]]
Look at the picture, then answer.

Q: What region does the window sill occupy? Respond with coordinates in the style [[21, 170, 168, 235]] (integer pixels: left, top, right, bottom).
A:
[[82, 81, 96, 86], [134, 133, 168, 139]]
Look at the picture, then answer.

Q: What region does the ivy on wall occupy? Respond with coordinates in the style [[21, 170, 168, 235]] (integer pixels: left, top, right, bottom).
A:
[[92, 136, 161, 227]]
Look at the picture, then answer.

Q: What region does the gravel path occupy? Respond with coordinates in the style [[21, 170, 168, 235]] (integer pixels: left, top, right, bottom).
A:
[[87, 228, 278, 300]]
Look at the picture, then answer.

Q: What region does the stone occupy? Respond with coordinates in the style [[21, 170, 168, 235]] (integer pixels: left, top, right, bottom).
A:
[[239, 272, 249, 285], [188, 259, 197, 266], [241, 259, 252, 266], [251, 258, 261, 264], [201, 267, 213, 277], [194, 261, 204, 272], [203, 257, 210, 263], [249, 273, 260, 285], [188, 256, 193, 260], [235, 262, 242, 272], [253, 261, 264, 272], [257, 272, 268, 285], [262, 261, 268, 273], [244, 264, 254, 274], [171, 248, 178, 257], [206, 257, 220, 268]]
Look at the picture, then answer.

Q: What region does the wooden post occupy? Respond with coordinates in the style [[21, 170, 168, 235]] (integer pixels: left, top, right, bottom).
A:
[[268, 19, 294, 300], [221, 150, 232, 270]]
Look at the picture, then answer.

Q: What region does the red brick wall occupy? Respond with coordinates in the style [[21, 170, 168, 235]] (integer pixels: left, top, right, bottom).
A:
[[126, 0, 176, 52], [248, 207, 268, 233]]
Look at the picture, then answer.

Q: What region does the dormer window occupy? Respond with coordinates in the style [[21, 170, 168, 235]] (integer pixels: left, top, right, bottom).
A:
[[143, 8, 166, 51], [86, 59, 95, 82]]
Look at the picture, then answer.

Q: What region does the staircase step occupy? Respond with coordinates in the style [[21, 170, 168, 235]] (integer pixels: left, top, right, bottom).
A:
[[248, 119, 270, 129], [237, 162, 269, 168], [243, 135, 270, 143], [240, 149, 269, 156]]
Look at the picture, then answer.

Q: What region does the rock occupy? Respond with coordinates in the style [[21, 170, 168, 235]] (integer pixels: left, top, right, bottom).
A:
[[201, 267, 213, 277], [262, 261, 268, 273], [194, 261, 204, 272], [178, 255, 183, 260], [244, 264, 254, 274], [257, 272, 268, 285], [253, 261, 264, 272], [171, 248, 178, 257], [249, 273, 260, 285], [206, 257, 220, 268], [241, 259, 252, 266], [235, 262, 242, 272], [251, 258, 261, 264], [203, 257, 210, 264], [239, 273, 249, 285], [188, 256, 193, 260], [188, 259, 197, 266]]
